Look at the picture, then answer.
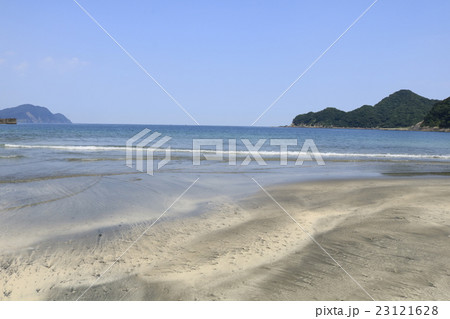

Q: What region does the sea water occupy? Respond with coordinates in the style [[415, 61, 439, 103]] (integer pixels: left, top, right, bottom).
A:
[[1, 123, 449, 178]]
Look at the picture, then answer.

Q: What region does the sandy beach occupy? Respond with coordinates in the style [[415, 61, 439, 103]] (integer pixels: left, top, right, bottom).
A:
[[1, 177, 449, 301]]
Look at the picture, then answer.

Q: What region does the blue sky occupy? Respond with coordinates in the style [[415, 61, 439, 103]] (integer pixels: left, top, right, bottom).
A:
[[1, 0, 449, 125]]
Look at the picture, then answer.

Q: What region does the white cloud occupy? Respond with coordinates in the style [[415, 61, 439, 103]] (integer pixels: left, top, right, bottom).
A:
[[39, 56, 88, 72], [41, 56, 55, 65], [0, 58, 5, 65], [14, 61, 29, 73], [3, 50, 15, 57], [67, 57, 88, 67]]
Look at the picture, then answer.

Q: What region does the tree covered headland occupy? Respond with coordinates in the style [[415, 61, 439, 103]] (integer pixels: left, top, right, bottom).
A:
[[422, 97, 450, 129], [292, 90, 442, 128]]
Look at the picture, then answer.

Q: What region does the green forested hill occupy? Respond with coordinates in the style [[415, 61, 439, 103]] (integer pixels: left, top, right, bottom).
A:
[[422, 97, 450, 128], [292, 90, 438, 128]]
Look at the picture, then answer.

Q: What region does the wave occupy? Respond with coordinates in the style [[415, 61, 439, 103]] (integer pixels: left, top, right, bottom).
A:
[[319, 152, 450, 160], [4, 144, 125, 151], [3, 143, 450, 160], [0, 154, 25, 159], [66, 157, 125, 162], [172, 149, 450, 160]]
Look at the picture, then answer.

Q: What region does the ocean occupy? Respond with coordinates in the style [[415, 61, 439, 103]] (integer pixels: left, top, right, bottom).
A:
[[1, 123, 449, 175], [1, 124, 449, 252]]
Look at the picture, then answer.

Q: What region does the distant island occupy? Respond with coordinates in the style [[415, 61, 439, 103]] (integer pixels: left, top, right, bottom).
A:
[[291, 90, 450, 130], [0, 104, 71, 124]]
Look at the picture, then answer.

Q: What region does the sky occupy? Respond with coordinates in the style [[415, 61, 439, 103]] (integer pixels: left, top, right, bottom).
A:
[[1, 0, 449, 126]]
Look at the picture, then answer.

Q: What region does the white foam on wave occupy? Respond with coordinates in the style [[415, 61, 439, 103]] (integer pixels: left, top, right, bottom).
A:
[[0, 154, 25, 159], [319, 152, 450, 160], [4, 143, 450, 160], [4, 144, 125, 151]]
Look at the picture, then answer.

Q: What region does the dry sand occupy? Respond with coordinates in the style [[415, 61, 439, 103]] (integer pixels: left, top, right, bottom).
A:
[[1, 178, 449, 300]]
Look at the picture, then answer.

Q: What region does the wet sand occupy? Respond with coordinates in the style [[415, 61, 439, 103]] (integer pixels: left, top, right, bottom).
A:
[[1, 178, 449, 300]]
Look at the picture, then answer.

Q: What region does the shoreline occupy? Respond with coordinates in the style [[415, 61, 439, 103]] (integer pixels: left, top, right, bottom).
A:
[[284, 125, 450, 133], [1, 176, 449, 300]]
